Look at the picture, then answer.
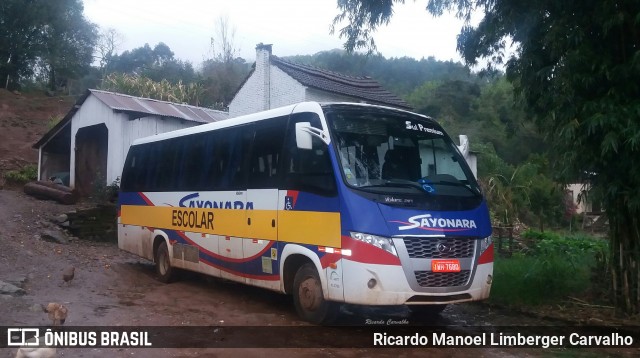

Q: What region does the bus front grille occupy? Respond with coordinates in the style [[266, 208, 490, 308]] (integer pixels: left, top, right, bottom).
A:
[[403, 237, 475, 259], [414, 270, 471, 287]]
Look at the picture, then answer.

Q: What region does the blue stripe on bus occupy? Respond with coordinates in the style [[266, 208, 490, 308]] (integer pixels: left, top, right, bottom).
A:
[[289, 192, 340, 212], [119, 192, 150, 206]]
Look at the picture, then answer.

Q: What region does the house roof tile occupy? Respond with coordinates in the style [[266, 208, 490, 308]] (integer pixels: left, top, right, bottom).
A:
[[271, 56, 411, 110]]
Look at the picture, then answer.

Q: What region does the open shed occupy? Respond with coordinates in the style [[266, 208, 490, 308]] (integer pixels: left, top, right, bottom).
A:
[[33, 89, 228, 195]]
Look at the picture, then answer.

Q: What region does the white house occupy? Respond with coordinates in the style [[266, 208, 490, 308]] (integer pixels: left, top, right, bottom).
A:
[[229, 44, 412, 117], [33, 89, 227, 195]]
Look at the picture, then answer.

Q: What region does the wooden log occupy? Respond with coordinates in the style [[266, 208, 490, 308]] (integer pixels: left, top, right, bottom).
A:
[[23, 182, 77, 204], [33, 180, 74, 193]]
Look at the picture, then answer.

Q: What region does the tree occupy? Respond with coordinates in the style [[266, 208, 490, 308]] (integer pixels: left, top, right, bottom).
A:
[[0, 0, 97, 90], [334, 0, 640, 315], [209, 15, 239, 64], [96, 28, 124, 78], [0, 0, 42, 88], [37, 0, 98, 91], [108, 42, 196, 84], [199, 15, 249, 109]]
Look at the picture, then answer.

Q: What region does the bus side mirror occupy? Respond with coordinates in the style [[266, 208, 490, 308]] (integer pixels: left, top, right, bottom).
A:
[[295, 122, 313, 150]]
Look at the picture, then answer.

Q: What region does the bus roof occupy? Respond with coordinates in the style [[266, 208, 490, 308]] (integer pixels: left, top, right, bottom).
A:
[[131, 101, 430, 146]]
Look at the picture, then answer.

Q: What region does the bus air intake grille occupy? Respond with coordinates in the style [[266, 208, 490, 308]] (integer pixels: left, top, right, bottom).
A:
[[414, 270, 471, 287], [403, 237, 475, 259]]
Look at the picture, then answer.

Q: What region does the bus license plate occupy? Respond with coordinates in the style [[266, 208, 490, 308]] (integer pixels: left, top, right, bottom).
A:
[[431, 259, 461, 272]]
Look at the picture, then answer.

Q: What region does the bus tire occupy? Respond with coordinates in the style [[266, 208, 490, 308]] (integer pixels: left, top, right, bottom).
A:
[[155, 241, 175, 283], [409, 304, 447, 318], [292, 263, 339, 325]]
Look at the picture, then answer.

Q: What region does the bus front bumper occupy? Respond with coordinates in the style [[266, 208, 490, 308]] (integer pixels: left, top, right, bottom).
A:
[[338, 259, 493, 306]]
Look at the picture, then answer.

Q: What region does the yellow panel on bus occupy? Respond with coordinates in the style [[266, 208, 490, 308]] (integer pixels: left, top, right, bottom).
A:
[[121, 205, 248, 237], [121, 205, 340, 246], [278, 210, 341, 248]]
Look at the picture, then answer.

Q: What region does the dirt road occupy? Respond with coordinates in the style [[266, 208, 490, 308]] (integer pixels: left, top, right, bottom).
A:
[[0, 189, 637, 357]]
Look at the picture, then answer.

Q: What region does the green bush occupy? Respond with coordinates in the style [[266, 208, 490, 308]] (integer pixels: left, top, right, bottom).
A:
[[490, 230, 608, 306], [91, 176, 120, 203], [522, 230, 608, 257], [3, 165, 37, 184]]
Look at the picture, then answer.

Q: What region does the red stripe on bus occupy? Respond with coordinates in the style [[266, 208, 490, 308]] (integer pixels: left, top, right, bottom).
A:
[[199, 257, 280, 281], [478, 243, 494, 264], [138, 192, 154, 206], [341, 235, 401, 265]]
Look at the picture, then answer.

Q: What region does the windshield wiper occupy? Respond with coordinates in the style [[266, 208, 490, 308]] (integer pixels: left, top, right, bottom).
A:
[[360, 180, 428, 192], [420, 177, 482, 196]]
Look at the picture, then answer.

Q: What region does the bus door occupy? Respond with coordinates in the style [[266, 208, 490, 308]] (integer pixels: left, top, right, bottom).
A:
[[280, 111, 344, 301], [217, 127, 251, 283], [244, 118, 287, 288]]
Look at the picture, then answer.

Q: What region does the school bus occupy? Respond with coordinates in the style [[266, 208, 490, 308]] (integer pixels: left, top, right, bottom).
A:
[[118, 102, 493, 324]]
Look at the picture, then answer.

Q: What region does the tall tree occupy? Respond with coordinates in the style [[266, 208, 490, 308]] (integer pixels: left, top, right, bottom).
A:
[[96, 28, 124, 78], [0, 0, 97, 90], [334, 0, 640, 314], [37, 0, 97, 91], [200, 15, 249, 109], [0, 0, 43, 88]]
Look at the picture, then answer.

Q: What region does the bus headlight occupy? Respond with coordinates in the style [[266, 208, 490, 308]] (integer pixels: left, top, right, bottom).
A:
[[350, 232, 398, 257], [479, 236, 492, 254]]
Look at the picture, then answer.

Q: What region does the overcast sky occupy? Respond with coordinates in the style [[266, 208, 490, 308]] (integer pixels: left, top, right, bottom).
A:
[[83, 0, 470, 67]]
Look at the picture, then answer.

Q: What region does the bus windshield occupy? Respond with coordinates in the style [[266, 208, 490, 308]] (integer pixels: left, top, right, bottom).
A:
[[324, 105, 481, 198]]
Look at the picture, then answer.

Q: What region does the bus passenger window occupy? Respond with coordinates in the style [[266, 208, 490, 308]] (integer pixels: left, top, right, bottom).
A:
[[247, 117, 287, 189]]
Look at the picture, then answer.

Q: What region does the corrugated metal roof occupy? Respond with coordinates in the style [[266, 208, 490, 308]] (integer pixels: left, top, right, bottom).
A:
[[34, 89, 229, 149], [89, 89, 228, 123]]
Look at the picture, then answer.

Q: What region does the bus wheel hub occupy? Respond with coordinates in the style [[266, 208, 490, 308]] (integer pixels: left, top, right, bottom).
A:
[[299, 277, 321, 311]]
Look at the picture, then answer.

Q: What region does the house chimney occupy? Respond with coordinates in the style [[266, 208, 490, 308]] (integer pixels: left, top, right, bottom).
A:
[[255, 43, 272, 110]]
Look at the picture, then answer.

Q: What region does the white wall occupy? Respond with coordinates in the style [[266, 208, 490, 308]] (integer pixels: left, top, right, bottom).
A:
[[229, 72, 264, 118], [70, 95, 119, 188], [567, 183, 591, 214], [269, 66, 306, 109], [229, 46, 271, 117]]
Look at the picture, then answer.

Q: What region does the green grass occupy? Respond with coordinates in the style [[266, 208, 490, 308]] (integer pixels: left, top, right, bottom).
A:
[[3, 165, 37, 184], [490, 230, 607, 306]]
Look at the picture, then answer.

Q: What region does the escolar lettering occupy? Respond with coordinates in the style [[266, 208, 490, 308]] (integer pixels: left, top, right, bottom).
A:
[[171, 209, 214, 230]]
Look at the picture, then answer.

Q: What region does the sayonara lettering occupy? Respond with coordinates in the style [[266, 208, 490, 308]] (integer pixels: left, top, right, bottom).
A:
[[178, 192, 254, 210]]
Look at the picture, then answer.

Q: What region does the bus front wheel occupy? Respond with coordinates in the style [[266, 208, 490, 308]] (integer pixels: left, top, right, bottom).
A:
[[292, 263, 338, 324], [155, 241, 175, 283]]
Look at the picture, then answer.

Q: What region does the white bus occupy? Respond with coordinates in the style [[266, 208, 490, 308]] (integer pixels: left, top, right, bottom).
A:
[[118, 102, 493, 324]]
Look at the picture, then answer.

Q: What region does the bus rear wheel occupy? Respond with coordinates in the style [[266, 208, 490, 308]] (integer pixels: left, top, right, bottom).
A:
[[293, 263, 339, 325], [155, 241, 175, 283]]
